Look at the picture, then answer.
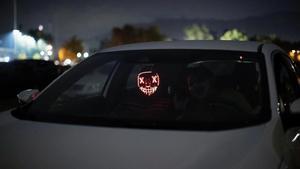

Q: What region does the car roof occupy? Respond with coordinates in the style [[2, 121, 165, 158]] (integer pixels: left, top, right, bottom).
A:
[[100, 40, 265, 53]]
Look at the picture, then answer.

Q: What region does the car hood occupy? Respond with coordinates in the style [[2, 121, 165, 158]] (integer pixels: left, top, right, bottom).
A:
[[0, 110, 279, 169]]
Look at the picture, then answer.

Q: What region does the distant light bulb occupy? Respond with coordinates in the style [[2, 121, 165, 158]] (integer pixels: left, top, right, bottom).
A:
[[54, 60, 60, 65], [83, 52, 89, 58], [44, 56, 50, 61], [38, 25, 44, 31], [47, 51, 53, 56], [46, 44, 53, 51], [77, 52, 82, 58], [63, 59, 72, 66]]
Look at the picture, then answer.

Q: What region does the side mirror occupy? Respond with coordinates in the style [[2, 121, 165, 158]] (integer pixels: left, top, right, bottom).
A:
[[290, 98, 300, 114], [17, 89, 39, 105]]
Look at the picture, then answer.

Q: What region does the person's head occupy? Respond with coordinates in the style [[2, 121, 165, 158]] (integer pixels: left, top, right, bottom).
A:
[[186, 64, 214, 99]]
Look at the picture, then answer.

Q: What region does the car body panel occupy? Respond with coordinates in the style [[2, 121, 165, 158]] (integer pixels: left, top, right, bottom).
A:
[[101, 41, 263, 53], [0, 110, 280, 169]]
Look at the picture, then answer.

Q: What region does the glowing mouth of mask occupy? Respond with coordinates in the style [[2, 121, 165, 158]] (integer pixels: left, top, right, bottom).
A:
[[137, 71, 160, 96]]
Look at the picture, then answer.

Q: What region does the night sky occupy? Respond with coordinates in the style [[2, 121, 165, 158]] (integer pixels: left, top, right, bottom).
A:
[[0, 0, 299, 49]]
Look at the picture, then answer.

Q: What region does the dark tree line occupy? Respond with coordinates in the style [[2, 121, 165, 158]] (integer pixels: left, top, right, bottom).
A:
[[101, 24, 165, 48]]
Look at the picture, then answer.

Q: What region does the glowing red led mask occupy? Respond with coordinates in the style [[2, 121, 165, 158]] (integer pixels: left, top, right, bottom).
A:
[[137, 71, 160, 96]]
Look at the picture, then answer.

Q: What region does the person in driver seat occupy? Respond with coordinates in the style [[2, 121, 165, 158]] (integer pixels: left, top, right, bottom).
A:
[[176, 62, 253, 122], [173, 64, 215, 121]]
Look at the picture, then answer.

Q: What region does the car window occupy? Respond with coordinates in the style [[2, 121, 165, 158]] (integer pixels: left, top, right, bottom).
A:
[[273, 53, 299, 108], [56, 61, 115, 100], [24, 50, 270, 130], [273, 53, 300, 130], [48, 61, 116, 113]]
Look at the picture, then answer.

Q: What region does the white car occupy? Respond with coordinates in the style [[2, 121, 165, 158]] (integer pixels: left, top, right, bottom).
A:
[[1, 41, 300, 169]]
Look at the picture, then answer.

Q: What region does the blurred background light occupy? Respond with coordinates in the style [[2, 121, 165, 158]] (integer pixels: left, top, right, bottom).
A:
[[0, 56, 10, 62], [38, 25, 44, 31], [43, 56, 50, 61], [4, 56, 10, 62], [63, 58, 72, 65], [76, 52, 82, 58], [40, 51, 45, 56], [54, 60, 60, 65], [47, 51, 53, 56], [46, 44, 53, 51], [12, 29, 21, 37], [83, 52, 89, 58]]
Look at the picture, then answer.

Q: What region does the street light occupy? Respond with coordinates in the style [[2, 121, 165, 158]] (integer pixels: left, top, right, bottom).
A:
[[12, 29, 21, 57]]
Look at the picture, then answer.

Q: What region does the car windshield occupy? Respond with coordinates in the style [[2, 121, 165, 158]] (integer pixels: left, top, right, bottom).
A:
[[20, 50, 270, 130]]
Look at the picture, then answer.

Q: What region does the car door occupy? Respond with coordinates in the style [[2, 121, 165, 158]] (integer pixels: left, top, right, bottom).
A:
[[272, 52, 300, 169]]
